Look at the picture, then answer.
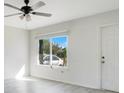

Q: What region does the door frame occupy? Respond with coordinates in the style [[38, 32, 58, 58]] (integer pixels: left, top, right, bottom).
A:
[[98, 23, 118, 90]]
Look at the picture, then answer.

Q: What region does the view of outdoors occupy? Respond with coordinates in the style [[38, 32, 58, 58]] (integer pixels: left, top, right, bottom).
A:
[[39, 36, 67, 66]]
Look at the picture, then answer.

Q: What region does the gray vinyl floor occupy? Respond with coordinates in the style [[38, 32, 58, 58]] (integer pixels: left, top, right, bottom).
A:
[[4, 77, 118, 93]]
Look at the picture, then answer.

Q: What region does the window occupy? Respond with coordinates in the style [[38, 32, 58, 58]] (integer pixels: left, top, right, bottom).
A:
[[38, 36, 68, 67]]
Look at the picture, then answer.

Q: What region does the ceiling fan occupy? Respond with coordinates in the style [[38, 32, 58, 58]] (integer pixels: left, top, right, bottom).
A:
[[4, 0, 52, 21]]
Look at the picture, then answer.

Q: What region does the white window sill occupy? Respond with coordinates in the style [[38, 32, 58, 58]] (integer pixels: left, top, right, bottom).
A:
[[36, 64, 68, 70]]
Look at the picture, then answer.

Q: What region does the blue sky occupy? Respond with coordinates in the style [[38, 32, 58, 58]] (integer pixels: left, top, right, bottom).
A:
[[51, 36, 67, 48]]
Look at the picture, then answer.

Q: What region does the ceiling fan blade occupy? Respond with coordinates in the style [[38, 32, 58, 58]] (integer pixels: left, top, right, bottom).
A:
[[31, 1, 45, 10], [4, 3, 21, 11], [4, 13, 22, 17], [32, 12, 52, 17]]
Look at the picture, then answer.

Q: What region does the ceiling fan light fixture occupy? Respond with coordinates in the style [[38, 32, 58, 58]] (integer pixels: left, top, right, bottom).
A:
[[19, 15, 24, 20], [4, 0, 52, 20], [25, 14, 31, 21]]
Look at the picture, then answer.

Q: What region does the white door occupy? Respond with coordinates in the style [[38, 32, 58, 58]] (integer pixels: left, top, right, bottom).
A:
[[101, 24, 119, 92]]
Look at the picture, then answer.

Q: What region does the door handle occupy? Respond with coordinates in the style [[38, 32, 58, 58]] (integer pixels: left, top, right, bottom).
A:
[[102, 56, 105, 59], [101, 61, 105, 63]]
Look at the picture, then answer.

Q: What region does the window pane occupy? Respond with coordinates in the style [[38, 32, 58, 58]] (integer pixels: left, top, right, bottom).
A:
[[51, 36, 67, 66], [52, 56, 59, 60], [39, 39, 50, 65]]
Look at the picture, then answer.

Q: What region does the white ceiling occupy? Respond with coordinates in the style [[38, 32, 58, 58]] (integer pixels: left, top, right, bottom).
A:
[[4, 0, 119, 30]]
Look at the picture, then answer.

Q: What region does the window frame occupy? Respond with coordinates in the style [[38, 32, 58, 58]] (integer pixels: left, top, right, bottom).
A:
[[35, 31, 69, 69]]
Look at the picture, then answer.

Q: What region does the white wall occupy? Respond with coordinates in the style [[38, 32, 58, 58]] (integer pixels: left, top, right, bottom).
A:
[[30, 10, 119, 89], [4, 26, 29, 79]]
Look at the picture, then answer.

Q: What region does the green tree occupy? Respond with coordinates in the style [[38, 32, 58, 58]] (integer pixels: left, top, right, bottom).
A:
[[43, 40, 50, 54]]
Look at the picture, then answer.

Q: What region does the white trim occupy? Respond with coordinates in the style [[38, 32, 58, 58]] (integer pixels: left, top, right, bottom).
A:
[[35, 30, 69, 39], [100, 23, 118, 28], [50, 38, 52, 66], [97, 26, 102, 89]]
